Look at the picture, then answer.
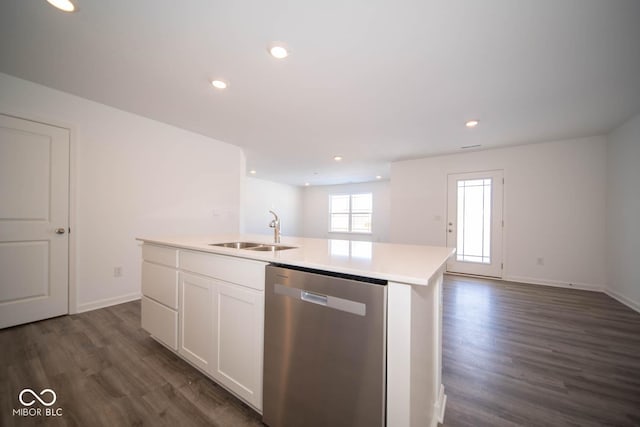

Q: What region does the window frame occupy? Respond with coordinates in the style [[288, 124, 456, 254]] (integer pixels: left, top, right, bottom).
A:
[[328, 192, 373, 234]]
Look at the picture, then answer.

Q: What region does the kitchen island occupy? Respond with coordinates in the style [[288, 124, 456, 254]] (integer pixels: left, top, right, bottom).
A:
[[137, 234, 454, 427]]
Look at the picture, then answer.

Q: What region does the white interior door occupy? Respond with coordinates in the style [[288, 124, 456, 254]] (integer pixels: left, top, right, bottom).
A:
[[0, 114, 70, 329], [446, 170, 503, 277]]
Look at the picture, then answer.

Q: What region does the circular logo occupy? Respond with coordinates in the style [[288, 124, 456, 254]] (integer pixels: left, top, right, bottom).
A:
[[18, 389, 57, 407]]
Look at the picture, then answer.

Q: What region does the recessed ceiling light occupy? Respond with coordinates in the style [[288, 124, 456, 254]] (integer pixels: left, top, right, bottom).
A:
[[46, 0, 75, 12], [268, 44, 289, 59], [465, 119, 479, 128], [249, 170, 256, 174], [211, 80, 228, 89], [376, 175, 382, 180], [304, 182, 310, 186], [333, 156, 343, 161]]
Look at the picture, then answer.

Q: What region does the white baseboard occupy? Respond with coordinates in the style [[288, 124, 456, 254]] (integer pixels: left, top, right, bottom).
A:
[[604, 289, 640, 314], [503, 275, 603, 292], [76, 292, 141, 313]]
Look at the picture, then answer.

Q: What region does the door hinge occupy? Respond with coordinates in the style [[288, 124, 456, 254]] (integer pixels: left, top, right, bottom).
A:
[[502, 220, 504, 227], [502, 178, 505, 184], [501, 263, 504, 270]]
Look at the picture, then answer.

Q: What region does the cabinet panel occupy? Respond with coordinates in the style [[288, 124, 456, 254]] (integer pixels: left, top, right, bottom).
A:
[[212, 281, 264, 410], [179, 272, 214, 371], [141, 296, 178, 350], [142, 261, 178, 309], [141, 246, 266, 411], [142, 244, 178, 267], [180, 250, 266, 290]]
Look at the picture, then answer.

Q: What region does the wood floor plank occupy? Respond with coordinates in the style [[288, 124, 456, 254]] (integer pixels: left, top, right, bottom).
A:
[[0, 300, 264, 427], [1, 275, 639, 426], [441, 275, 640, 427]]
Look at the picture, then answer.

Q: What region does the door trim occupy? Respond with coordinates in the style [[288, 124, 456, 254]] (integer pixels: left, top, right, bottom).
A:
[[0, 110, 77, 314]]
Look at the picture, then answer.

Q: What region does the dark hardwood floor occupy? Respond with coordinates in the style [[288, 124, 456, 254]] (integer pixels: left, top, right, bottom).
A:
[[1, 275, 639, 426], [0, 300, 262, 427], [442, 275, 640, 427]]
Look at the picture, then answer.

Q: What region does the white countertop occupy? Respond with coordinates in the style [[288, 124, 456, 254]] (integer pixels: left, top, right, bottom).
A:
[[137, 234, 454, 286]]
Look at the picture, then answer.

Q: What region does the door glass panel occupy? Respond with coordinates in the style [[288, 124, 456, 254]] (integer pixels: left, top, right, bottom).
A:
[[456, 178, 492, 264]]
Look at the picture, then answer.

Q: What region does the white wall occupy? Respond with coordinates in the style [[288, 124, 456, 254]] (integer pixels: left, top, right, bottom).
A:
[[0, 73, 244, 312], [606, 113, 640, 311], [390, 137, 607, 290], [302, 181, 391, 242], [243, 177, 303, 237]]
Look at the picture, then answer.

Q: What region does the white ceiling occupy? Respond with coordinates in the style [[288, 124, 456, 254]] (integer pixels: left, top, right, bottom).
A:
[[1, 0, 639, 186]]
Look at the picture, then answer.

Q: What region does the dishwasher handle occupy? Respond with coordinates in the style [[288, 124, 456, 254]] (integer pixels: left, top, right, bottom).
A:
[[273, 283, 366, 316], [301, 290, 328, 306]]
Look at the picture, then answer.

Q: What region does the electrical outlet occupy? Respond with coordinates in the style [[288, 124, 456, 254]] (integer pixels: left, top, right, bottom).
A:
[[536, 257, 544, 266], [114, 267, 122, 277]]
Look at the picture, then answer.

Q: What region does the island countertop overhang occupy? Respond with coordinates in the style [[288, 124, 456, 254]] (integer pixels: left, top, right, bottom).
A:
[[136, 234, 455, 286]]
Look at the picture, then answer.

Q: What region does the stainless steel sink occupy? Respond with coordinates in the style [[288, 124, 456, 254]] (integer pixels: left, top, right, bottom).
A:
[[209, 241, 261, 249], [246, 244, 297, 252], [209, 242, 297, 251]]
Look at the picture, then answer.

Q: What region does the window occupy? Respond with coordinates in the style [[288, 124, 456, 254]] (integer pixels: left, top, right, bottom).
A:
[[329, 193, 372, 233], [456, 178, 492, 264]]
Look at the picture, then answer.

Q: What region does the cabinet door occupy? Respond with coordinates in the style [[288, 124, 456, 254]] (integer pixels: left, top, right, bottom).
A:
[[179, 272, 215, 371], [212, 282, 264, 410]]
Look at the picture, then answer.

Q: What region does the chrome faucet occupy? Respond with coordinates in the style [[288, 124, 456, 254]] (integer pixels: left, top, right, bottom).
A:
[[269, 210, 281, 243]]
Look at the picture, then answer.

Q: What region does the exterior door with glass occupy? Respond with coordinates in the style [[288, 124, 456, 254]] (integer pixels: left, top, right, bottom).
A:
[[446, 170, 503, 277]]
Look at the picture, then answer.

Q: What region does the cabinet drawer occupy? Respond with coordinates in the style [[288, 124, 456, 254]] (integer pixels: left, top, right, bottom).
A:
[[142, 244, 178, 267], [180, 251, 266, 291], [141, 296, 178, 350], [142, 261, 178, 309]]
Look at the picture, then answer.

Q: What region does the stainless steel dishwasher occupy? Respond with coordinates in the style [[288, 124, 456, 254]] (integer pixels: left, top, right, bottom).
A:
[[263, 264, 387, 427]]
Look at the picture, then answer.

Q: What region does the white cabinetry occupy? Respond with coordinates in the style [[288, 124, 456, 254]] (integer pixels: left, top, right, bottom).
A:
[[141, 245, 178, 350], [141, 244, 266, 411], [179, 249, 266, 410], [213, 281, 264, 407], [179, 272, 214, 371], [141, 297, 178, 350]]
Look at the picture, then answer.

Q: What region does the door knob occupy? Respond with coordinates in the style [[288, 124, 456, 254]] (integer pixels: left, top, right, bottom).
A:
[[55, 228, 66, 234]]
